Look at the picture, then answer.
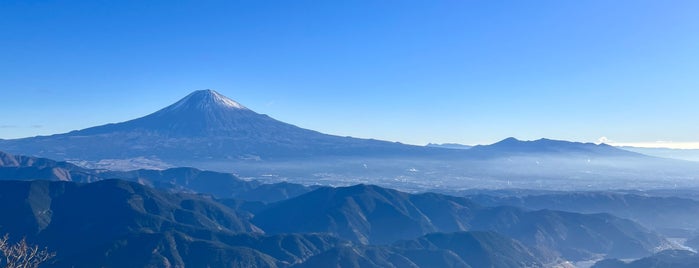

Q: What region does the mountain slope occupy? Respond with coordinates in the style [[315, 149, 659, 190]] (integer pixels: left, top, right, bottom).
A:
[[0, 150, 315, 202], [469, 137, 641, 157], [593, 250, 699, 268], [0, 90, 449, 163], [293, 231, 545, 268], [0, 180, 260, 263], [468, 192, 699, 234], [0, 179, 552, 268], [252, 184, 479, 244], [0, 151, 99, 182], [252, 184, 666, 261], [393, 231, 542, 268], [620, 146, 699, 162], [0, 179, 348, 268], [469, 207, 665, 261]]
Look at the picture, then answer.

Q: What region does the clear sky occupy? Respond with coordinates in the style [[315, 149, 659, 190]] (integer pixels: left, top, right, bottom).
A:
[[1, 1, 698, 148]]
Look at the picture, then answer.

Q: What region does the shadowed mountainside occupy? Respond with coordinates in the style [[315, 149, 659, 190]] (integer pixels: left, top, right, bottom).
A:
[[252, 184, 666, 261], [0, 179, 552, 267], [593, 250, 699, 268], [0, 150, 315, 202], [469, 192, 699, 234]]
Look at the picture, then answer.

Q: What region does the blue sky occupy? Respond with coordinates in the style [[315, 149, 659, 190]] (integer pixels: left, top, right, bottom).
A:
[[1, 1, 698, 147]]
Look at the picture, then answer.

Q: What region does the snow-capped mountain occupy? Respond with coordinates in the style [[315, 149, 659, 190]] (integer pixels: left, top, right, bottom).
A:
[[0, 90, 446, 163], [75, 89, 311, 137]]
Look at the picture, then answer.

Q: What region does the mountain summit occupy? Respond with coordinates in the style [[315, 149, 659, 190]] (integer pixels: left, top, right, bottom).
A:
[[75, 89, 289, 137], [163, 89, 248, 112]]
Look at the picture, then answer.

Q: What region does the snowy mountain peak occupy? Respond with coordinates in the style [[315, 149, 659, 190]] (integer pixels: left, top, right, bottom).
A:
[[205, 89, 247, 110], [164, 89, 248, 112]]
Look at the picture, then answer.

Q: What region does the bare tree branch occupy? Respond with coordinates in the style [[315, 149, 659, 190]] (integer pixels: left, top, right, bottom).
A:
[[0, 234, 55, 268]]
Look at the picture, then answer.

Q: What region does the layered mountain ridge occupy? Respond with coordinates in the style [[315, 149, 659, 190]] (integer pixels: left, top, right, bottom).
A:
[[0, 151, 684, 267], [0, 150, 314, 202], [0, 178, 669, 267]]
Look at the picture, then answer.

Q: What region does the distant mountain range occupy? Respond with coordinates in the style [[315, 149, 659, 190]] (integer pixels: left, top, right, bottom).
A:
[[593, 250, 699, 268], [467, 191, 699, 239], [1, 90, 698, 190], [426, 143, 473, 150], [0, 150, 314, 203], [253, 184, 666, 262], [0, 179, 669, 267], [620, 146, 699, 162], [469, 137, 642, 157], [426, 141, 699, 163]]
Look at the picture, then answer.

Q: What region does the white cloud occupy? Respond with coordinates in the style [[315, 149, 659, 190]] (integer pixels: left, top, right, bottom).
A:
[[610, 141, 699, 150], [597, 136, 611, 144]]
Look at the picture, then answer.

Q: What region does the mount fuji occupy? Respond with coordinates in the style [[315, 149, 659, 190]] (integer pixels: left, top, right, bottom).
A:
[[0, 90, 450, 164], [2, 90, 698, 191]]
